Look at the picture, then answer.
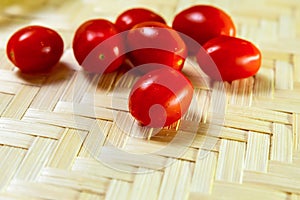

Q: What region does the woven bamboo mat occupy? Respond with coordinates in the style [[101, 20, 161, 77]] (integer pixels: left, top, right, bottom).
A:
[[0, 0, 300, 199]]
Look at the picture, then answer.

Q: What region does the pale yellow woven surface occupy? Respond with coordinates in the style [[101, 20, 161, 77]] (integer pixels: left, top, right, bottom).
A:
[[0, 0, 300, 199]]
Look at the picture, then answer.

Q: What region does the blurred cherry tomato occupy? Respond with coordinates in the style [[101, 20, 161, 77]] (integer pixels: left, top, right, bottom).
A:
[[115, 8, 166, 32], [73, 19, 125, 73], [172, 5, 236, 55], [129, 67, 193, 127], [6, 25, 64, 73], [196, 35, 261, 81], [127, 21, 187, 72]]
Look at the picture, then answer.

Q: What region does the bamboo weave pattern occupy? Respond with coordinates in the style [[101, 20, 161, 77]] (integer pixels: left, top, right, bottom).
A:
[[0, 0, 300, 199]]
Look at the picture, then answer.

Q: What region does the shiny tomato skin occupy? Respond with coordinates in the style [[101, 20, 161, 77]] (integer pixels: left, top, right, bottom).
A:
[[127, 21, 187, 72], [129, 67, 193, 127], [115, 8, 166, 32], [172, 5, 236, 55], [73, 19, 125, 73], [196, 35, 261, 81], [6, 25, 64, 73]]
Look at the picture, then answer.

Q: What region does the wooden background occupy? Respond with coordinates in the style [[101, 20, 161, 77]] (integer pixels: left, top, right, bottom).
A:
[[0, 0, 300, 199]]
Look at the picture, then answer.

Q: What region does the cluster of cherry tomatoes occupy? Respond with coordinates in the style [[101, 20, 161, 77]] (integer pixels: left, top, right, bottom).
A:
[[6, 5, 262, 127]]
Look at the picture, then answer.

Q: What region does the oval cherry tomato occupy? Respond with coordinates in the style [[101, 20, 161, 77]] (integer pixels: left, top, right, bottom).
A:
[[129, 67, 193, 127], [73, 19, 125, 73], [127, 21, 187, 72], [172, 5, 236, 55], [196, 35, 261, 81], [115, 8, 166, 32], [6, 25, 64, 73]]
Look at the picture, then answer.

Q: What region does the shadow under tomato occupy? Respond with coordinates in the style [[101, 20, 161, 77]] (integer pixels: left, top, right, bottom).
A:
[[93, 59, 140, 94], [15, 61, 74, 85], [149, 123, 180, 143]]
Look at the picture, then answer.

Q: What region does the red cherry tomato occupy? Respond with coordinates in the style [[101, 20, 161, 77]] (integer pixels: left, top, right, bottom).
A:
[[115, 8, 166, 32], [127, 21, 187, 72], [172, 5, 236, 55], [73, 19, 125, 73], [129, 67, 193, 127], [6, 25, 64, 73], [196, 35, 261, 81]]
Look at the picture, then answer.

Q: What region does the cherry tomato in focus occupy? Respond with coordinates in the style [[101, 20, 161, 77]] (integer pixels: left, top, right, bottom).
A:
[[129, 67, 193, 127], [115, 8, 166, 32], [196, 35, 261, 81], [73, 19, 125, 73], [6, 25, 64, 73], [172, 5, 236, 55], [127, 21, 187, 72]]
